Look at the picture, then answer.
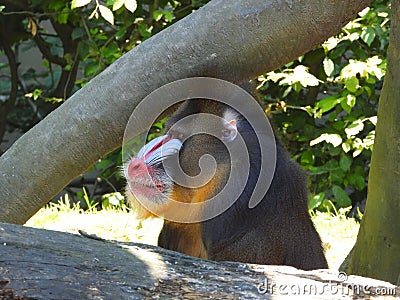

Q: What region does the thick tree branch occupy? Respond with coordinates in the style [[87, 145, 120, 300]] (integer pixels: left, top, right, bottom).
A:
[[1, 222, 399, 299]]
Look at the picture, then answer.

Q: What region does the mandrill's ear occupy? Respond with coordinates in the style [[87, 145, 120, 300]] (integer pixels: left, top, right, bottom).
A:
[[221, 119, 237, 143]]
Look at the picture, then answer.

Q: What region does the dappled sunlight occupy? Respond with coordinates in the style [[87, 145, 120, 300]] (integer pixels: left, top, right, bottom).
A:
[[312, 211, 360, 270], [25, 207, 164, 245], [26, 205, 358, 270]]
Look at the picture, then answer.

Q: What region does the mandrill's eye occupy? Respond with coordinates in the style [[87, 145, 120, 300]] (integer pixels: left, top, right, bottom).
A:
[[221, 119, 237, 142]]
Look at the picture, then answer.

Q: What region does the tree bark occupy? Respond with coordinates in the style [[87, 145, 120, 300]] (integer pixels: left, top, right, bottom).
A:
[[0, 223, 398, 299], [341, 0, 400, 286], [0, 0, 372, 224]]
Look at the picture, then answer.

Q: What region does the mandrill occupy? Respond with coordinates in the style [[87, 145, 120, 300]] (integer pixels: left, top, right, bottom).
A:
[[124, 95, 328, 271]]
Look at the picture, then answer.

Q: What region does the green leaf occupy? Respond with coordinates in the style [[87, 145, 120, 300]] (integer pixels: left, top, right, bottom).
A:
[[71, 0, 91, 9], [323, 57, 335, 77], [316, 95, 341, 113], [57, 8, 69, 24], [309, 192, 325, 210], [361, 27, 376, 46], [163, 11, 173, 22], [112, 0, 124, 10], [365, 77, 376, 84], [71, 27, 85, 40], [153, 10, 163, 21], [99, 5, 114, 24], [339, 153, 352, 171], [96, 158, 112, 170], [345, 77, 359, 93], [102, 42, 119, 58], [332, 185, 352, 207], [332, 120, 345, 131], [138, 23, 152, 39], [115, 27, 127, 40], [340, 94, 356, 113], [124, 0, 137, 12], [85, 63, 99, 76], [300, 151, 315, 165], [346, 173, 366, 190], [33, 89, 42, 100], [330, 168, 345, 183], [346, 94, 356, 108], [0, 5, 5, 12]]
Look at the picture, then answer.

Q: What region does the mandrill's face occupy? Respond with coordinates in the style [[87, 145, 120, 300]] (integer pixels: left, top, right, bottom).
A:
[[123, 100, 239, 218], [124, 134, 182, 206]]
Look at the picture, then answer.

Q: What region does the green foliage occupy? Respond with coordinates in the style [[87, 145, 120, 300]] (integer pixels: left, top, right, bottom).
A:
[[102, 192, 126, 209], [77, 187, 99, 211], [258, 1, 390, 212], [0, 0, 210, 205]]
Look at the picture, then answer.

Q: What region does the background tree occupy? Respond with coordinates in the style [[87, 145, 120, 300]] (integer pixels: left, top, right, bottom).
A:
[[259, 1, 389, 216], [342, 0, 400, 285]]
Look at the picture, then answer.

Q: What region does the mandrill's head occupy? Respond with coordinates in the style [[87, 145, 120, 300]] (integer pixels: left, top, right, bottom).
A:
[[123, 99, 241, 220]]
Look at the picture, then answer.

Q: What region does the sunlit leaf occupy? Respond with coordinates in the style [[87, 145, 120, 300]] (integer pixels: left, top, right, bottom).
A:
[[71, 0, 91, 9], [310, 133, 342, 147], [342, 141, 351, 153], [124, 0, 137, 12], [341, 60, 368, 79], [322, 37, 338, 52], [99, 5, 114, 24], [323, 58, 335, 77], [368, 116, 377, 126], [153, 10, 163, 21], [358, 7, 370, 17], [345, 120, 364, 138], [293, 65, 319, 87], [361, 27, 376, 46], [112, 0, 124, 11]]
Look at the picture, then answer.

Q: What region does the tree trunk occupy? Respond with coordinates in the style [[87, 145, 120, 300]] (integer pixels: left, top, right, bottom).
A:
[[0, 0, 372, 224], [341, 0, 400, 286], [0, 222, 398, 299]]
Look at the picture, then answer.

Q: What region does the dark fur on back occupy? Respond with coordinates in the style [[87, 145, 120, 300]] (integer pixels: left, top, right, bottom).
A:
[[158, 97, 328, 270]]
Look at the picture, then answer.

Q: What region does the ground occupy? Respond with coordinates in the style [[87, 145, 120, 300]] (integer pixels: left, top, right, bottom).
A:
[[25, 199, 359, 270]]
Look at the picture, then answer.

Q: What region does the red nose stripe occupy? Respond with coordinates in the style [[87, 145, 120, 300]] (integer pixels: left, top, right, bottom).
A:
[[144, 136, 171, 160]]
